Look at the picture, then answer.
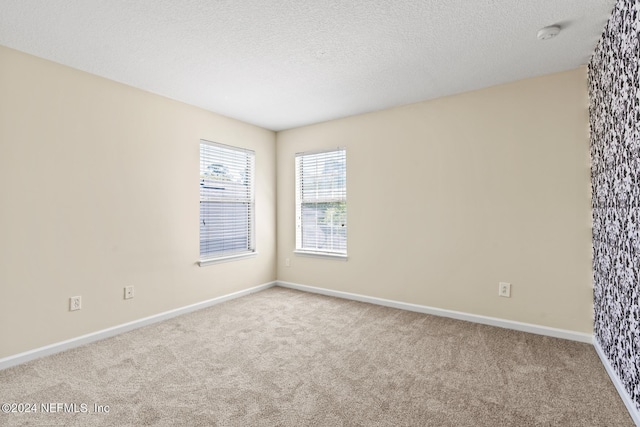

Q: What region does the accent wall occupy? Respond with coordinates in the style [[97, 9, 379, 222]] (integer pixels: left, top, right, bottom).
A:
[[589, 0, 640, 413]]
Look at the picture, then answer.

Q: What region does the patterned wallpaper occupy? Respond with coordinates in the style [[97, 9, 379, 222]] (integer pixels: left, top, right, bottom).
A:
[[588, 0, 640, 412]]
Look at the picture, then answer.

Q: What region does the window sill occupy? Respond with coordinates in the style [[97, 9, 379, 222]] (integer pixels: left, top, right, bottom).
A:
[[198, 251, 257, 267], [294, 250, 348, 261]]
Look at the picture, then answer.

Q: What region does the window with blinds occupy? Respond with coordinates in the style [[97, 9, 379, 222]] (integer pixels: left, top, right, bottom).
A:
[[295, 148, 347, 255], [199, 140, 255, 261]]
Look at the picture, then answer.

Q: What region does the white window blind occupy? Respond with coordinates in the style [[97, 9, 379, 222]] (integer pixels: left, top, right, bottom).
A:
[[199, 140, 255, 260], [295, 148, 347, 255]]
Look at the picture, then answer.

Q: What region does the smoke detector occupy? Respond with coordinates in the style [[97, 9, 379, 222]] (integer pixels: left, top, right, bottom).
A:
[[537, 25, 561, 41]]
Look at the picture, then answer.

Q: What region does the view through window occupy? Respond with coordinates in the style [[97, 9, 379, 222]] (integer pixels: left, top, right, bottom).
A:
[[295, 148, 347, 255], [199, 141, 255, 260]]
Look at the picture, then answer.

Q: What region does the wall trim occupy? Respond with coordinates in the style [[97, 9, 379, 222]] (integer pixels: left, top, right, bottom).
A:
[[594, 338, 640, 426], [5, 279, 636, 422], [0, 279, 596, 369], [0, 281, 277, 371], [276, 281, 593, 343]]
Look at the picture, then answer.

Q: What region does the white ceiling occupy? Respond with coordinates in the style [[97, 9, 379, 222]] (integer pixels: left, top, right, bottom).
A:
[[0, 0, 615, 131]]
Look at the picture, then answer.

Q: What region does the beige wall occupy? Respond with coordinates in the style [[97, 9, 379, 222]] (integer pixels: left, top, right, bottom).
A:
[[277, 68, 593, 333], [0, 45, 277, 358], [0, 43, 593, 359]]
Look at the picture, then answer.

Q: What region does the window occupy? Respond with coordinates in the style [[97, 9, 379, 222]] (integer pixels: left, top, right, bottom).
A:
[[295, 148, 347, 257], [199, 140, 255, 264]]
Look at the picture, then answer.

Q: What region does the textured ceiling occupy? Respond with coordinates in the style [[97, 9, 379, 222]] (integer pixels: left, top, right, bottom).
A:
[[0, 0, 615, 131]]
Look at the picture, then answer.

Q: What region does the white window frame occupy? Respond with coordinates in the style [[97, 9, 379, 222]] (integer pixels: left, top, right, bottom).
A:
[[295, 148, 347, 259], [198, 140, 256, 266]]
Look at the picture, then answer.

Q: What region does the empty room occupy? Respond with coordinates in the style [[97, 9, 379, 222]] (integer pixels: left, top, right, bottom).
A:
[[1, 0, 639, 425]]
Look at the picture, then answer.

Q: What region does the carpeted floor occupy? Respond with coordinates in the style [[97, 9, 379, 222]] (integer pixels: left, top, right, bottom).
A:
[[0, 287, 634, 426]]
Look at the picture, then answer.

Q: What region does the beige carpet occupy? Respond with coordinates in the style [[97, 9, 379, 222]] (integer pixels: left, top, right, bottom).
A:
[[0, 287, 634, 426]]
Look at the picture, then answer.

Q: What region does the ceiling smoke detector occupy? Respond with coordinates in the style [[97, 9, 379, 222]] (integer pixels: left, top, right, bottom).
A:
[[537, 25, 561, 41]]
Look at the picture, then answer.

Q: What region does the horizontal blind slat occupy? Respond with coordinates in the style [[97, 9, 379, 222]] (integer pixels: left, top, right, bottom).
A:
[[295, 148, 347, 254], [200, 140, 255, 259]]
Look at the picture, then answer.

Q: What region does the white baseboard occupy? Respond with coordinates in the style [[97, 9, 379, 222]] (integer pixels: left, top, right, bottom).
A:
[[0, 281, 277, 371], [276, 281, 593, 343], [594, 339, 640, 426], [4, 279, 635, 423], [1, 279, 594, 371], [284, 280, 639, 423]]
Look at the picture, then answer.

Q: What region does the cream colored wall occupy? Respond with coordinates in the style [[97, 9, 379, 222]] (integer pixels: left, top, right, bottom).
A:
[[0, 42, 592, 359], [277, 67, 593, 333], [0, 45, 276, 358]]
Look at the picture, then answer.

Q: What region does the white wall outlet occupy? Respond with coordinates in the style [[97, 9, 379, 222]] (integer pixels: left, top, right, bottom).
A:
[[124, 285, 134, 299], [285, 258, 290, 267], [498, 282, 511, 298], [69, 296, 82, 311]]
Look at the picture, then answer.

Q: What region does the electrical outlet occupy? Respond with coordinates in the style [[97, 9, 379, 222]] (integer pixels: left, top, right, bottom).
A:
[[124, 286, 134, 300], [285, 258, 290, 267], [498, 282, 511, 298], [69, 296, 82, 311]]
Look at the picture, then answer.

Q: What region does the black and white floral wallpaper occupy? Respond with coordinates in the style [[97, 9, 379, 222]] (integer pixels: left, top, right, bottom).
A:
[[588, 0, 640, 413]]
